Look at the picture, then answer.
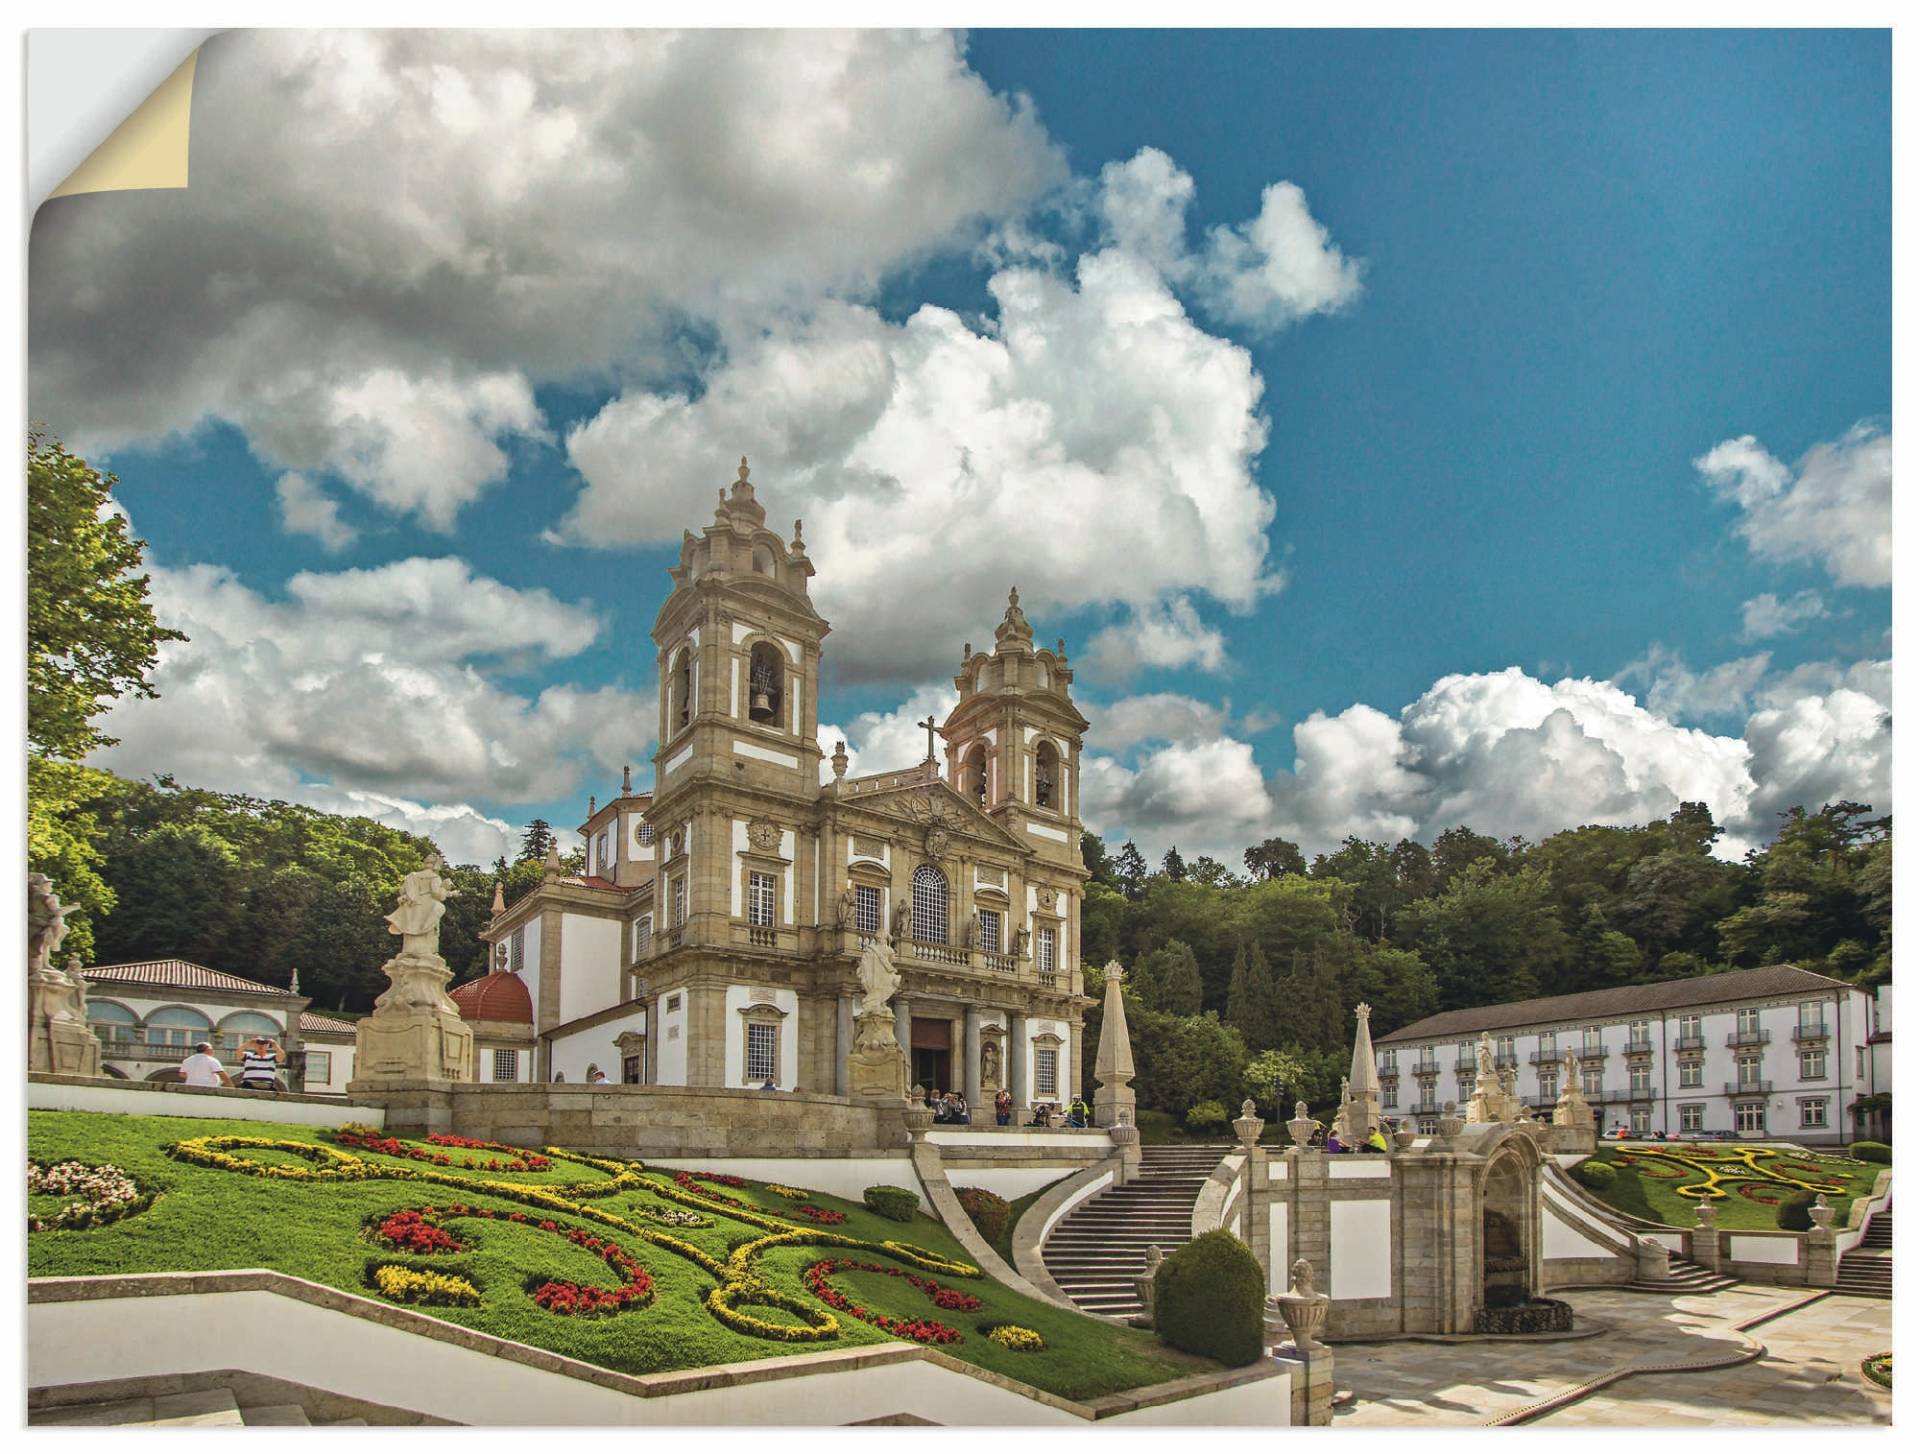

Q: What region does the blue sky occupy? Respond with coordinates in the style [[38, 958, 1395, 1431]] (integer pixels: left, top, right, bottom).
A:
[[30, 28, 1891, 867]]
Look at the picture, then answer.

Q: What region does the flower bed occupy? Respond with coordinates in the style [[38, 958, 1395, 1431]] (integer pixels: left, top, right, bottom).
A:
[[801, 1257, 979, 1343], [369, 1264, 480, 1307], [28, 1160, 157, 1233], [985, 1323, 1046, 1352]]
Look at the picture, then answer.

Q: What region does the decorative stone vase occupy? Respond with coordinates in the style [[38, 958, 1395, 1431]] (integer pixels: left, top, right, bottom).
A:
[[1266, 1258, 1331, 1354], [1435, 1102, 1464, 1140], [1133, 1244, 1165, 1326], [1392, 1123, 1417, 1153], [1233, 1098, 1265, 1151], [1693, 1198, 1717, 1230], [1286, 1099, 1318, 1149], [1808, 1195, 1836, 1231]]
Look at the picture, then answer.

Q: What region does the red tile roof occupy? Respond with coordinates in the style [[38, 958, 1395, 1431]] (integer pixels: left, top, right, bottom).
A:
[[82, 960, 300, 998], [559, 874, 627, 892], [299, 1010, 357, 1037], [450, 971, 534, 1024]]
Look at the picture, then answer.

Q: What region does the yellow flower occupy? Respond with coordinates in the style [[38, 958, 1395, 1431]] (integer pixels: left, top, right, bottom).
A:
[[987, 1324, 1045, 1352]]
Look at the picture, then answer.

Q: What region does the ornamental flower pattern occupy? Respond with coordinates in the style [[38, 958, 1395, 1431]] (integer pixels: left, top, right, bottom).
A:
[[1613, 1145, 1851, 1202], [802, 1257, 982, 1343], [27, 1160, 155, 1232]]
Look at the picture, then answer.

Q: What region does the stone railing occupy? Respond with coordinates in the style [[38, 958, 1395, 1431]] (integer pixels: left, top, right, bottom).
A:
[[839, 762, 942, 797], [982, 951, 1019, 975], [747, 925, 780, 949]]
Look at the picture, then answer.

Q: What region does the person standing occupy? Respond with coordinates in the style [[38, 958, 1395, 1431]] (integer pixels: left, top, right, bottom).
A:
[[179, 1042, 231, 1088], [238, 1034, 285, 1091], [994, 1088, 1013, 1126]]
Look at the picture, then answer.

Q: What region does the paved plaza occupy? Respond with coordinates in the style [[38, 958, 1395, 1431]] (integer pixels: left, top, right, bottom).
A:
[[1332, 1285, 1891, 1427]]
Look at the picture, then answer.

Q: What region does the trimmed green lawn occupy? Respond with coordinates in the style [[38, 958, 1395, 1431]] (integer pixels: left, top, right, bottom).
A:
[[1581, 1143, 1888, 1231], [28, 1111, 1198, 1401]]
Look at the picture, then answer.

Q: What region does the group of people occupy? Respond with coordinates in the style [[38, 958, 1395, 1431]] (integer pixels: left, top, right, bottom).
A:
[[1313, 1123, 1390, 1154], [1025, 1097, 1092, 1128], [178, 1035, 287, 1092], [924, 1088, 972, 1123], [919, 1087, 1095, 1129]]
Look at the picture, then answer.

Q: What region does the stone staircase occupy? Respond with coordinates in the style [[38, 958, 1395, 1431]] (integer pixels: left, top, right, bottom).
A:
[[30, 1387, 369, 1427], [28, 1373, 442, 1427], [1632, 1253, 1739, 1296], [1836, 1201, 1892, 1299], [1041, 1144, 1228, 1320]]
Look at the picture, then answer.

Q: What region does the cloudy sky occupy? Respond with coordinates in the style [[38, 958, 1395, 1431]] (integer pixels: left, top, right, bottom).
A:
[[30, 29, 1891, 868]]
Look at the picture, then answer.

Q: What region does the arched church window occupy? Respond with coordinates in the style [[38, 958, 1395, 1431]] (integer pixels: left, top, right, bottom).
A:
[[911, 864, 950, 945], [963, 744, 988, 804], [751, 543, 776, 576], [748, 641, 785, 725], [1034, 741, 1059, 809], [671, 648, 692, 732]]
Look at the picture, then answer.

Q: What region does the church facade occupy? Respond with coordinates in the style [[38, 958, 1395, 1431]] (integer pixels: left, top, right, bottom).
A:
[[471, 461, 1091, 1110]]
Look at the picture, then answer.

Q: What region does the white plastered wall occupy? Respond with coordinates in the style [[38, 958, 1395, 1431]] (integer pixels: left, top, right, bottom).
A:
[[557, 913, 623, 1028], [1328, 1198, 1392, 1300], [548, 1006, 649, 1085], [655, 991, 689, 1085], [722, 985, 800, 1089]]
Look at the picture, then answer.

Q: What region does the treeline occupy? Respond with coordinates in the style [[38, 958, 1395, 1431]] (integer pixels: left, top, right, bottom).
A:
[[1076, 802, 1891, 1120], [29, 765, 576, 1012]]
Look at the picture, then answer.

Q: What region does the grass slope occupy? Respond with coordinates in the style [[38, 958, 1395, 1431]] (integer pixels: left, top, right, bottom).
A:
[[28, 1111, 1195, 1401], [1581, 1143, 1887, 1231]]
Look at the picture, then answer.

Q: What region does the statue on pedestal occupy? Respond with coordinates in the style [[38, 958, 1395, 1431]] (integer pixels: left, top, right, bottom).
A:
[[354, 855, 473, 1085], [847, 936, 908, 1099], [27, 874, 103, 1077], [1551, 1045, 1591, 1128]]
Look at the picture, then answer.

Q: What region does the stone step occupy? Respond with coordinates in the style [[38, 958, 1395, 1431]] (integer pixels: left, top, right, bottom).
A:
[[240, 1404, 313, 1426], [34, 1388, 247, 1428]]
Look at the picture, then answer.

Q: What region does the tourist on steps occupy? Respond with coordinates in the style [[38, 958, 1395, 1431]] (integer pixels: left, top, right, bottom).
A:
[[995, 1088, 1013, 1126], [1366, 1126, 1389, 1153], [1325, 1129, 1346, 1154]]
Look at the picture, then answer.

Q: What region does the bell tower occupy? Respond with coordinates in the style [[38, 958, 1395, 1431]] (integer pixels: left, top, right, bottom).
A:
[[942, 587, 1088, 872], [650, 457, 830, 802]]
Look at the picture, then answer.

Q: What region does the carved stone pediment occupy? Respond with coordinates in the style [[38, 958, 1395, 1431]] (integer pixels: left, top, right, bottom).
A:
[[841, 782, 1028, 853]]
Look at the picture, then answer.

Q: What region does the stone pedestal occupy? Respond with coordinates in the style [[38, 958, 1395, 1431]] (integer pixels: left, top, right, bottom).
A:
[[1804, 1196, 1838, 1287], [848, 1010, 909, 1099], [1688, 1199, 1721, 1273], [1132, 1244, 1166, 1327], [1634, 1235, 1670, 1283], [1107, 1119, 1143, 1183], [353, 952, 472, 1084], [1267, 1258, 1335, 1427], [29, 968, 102, 1077], [1552, 1086, 1592, 1128]]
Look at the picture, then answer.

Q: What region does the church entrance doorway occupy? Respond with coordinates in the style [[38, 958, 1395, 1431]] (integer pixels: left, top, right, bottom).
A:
[[910, 1017, 953, 1092]]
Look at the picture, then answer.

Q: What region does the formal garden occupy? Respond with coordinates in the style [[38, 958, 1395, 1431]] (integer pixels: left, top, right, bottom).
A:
[[1572, 1141, 1889, 1231], [26, 1110, 1206, 1401]]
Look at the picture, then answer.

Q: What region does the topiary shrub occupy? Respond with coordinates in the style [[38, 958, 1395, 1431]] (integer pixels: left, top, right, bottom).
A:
[[1775, 1189, 1817, 1232], [1185, 1100, 1229, 1134], [955, 1186, 1010, 1245], [1572, 1159, 1616, 1191], [862, 1185, 919, 1222], [1851, 1141, 1891, 1165], [1152, 1229, 1265, 1366]]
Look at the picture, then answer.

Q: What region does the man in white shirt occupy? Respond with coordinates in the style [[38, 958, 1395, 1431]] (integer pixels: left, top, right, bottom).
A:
[[179, 1043, 231, 1088]]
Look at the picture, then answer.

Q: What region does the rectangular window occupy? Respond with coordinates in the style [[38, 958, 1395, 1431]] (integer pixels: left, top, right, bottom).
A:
[[1629, 1020, 1650, 1049], [1583, 1025, 1603, 1053], [633, 915, 653, 961], [1857, 1046, 1867, 1078], [1037, 926, 1057, 974], [1736, 1101, 1766, 1135], [1680, 1103, 1704, 1131], [1382, 1077, 1398, 1109], [665, 993, 682, 1014], [1381, 1049, 1397, 1072], [1538, 1033, 1556, 1058], [1630, 1064, 1651, 1095], [1630, 1107, 1650, 1137], [1800, 1098, 1829, 1129], [622, 1054, 641, 1084], [1679, 1060, 1703, 1089], [509, 927, 525, 974], [854, 885, 881, 935], [747, 871, 776, 927], [304, 1051, 332, 1084], [1457, 1040, 1472, 1065], [1800, 1049, 1826, 1080], [636, 822, 656, 846], [1736, 1056, 1762, 1087], [1539, 1071, 1558, 1101], [1035, 1046, 1059, 1098], [491, 1049, 518, 1082], [1678, 1013, 1701, 1043], [978, 909, 1001, 953], [745, 1022, 778, 1083], [1497, 1034, 1515, 1065], [1582, 1068, 1602, 1096], [1800, 999, 1824, 1031], [1737, 1006, 1760, 1036], [671, 875, 686, 927]]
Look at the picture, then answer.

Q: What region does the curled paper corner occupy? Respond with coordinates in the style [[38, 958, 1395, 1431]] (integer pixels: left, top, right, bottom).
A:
[[49, 47, 200, 200]]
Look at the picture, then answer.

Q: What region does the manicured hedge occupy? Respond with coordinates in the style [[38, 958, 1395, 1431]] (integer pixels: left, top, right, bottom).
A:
[[1850, 1141, 1891, 1165], [863, 1185, 920, 1222], [1572, 1159, 1616, 1190], [1185, 1100, 1228, 1133], [1152, 1229, 1265, 1366], [1775, 1189, 1818, 1232], [955, 1186, 1011, 1245]]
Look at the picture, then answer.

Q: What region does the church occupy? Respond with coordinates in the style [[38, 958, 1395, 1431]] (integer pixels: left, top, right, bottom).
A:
[[461, 460, 1092, 1113]]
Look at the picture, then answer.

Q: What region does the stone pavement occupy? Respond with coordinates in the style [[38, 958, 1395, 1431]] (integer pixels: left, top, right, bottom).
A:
[[1332, 1284, 1891, 1427]]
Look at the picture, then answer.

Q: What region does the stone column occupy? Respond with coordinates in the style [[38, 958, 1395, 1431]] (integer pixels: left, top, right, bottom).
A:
[[1009, 1013, 1029, 1109], [1804, 1196, 1838, 1287], [1092, 960, 1136, 1129], [1689, 1199, 1721, 1273], [835, 993, 854, 1098], [895, 998, 913, 1083], [964, 1005, 982, 1109]]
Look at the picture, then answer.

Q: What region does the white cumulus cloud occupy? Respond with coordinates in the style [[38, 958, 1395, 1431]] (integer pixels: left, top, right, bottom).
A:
[[274, 472, 358, 552], [1695, 421, 1891, 589], [1739, 589, 1827, 641]]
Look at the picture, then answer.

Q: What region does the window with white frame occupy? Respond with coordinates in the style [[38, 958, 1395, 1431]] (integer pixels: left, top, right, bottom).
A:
[[1037, 926, 1057, 975], [1538, 1032, 1556, 1058], [1382, 1077, 1398, 1108], [1381, 1049, 1397, 1072], [1799, 999, 1824, 1031], [911, 864, 950, 944], [1736, 1055, 1762, 1088], [491, 1049, 518, 1082], [637, 822, 656, 846], [1497, 1034, 1515, 1065], [1800, 1048, 1826, 1080], [1630, 1107, 1650, 1136], [1679, 1060, 1703, 1089], [304, 1051, 332, 1084], [978, 909, 1001, 953], [1629, 1019, 1650, 1049], [854, 885, 881, 935], [745, 1022, 778, 1083], [1678, 1013, 1701, 1041], [1539, 1070, 1558, 1101], [633, 915, 653, 961], [1629, 1064, 1651, 1095], [1680, 1103, 1703, 1131], [747, 871, 776, 927], [671, 875, 686, 927], [1735, 1101, 1766, 1134], [1736, 1006, 1760, 1037], [1582, 1024, 1603, 1052], [1799, 1098, 1829, 1129], [1035, 1045, 1059, 1098], [1582, 1067, 1602, 1096]]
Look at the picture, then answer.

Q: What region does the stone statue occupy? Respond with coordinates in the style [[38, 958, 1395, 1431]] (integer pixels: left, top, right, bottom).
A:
[[1561, 1045, 1579, 1085], [1013, 926, 1030, 958], [854, 935, 902, 1019], [836, 886, 856, 929], [28, 873, 73, 977], [1476, 1032, 1498, 1084], [982, 1039, 1001, 1088], [892, 899, 912, 944], [386, 853, 456, 960], [962, 913, 979, 949]]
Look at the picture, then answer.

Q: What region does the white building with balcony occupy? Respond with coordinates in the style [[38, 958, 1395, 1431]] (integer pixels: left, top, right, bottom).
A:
[[1373, 964, 1888, 1146]]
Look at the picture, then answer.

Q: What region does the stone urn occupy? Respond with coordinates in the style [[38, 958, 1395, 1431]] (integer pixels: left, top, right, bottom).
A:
[[1808, 1195, 1836, 1232], [1693, 1198, 1717, 1230], [1286, 1099, 1318, 1149], [1233, 1098, 1265, 1151], [1392, 1122, 1417, 1153], [1265, 1258, 1331, 1354], [1133, 1244, 1165, 1327], [901, 1085, 935, 1138]]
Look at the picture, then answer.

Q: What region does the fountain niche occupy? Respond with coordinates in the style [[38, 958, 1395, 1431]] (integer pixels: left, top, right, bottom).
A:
[[1473, 1150, 1572, 1334]]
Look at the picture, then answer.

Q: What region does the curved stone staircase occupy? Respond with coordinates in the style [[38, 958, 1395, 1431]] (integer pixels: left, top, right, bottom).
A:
[[1836, 1200, 1892, 1298], [1040, 1144, 1227, 1320]]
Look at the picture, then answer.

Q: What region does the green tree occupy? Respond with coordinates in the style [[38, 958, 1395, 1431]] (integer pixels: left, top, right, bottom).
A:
[[518, 818, 556, 863], [1081, 831, 1119, 890], [25, 759, 124, 963], [1399, 859, 1567, 1010], [1245, 1047, 1309, 1115], [1337, 940, 1437, 1038], [1113, 840, 1149, 900], [27, 433, 185, 760], [93, 822, 248, 968], [1311, 837, 1398, 939], [1080, 881, 1127, 968], [1244, 835, 1307, 881], [1189, 855, 1235, 888], [1161, 846, 1188, 882]]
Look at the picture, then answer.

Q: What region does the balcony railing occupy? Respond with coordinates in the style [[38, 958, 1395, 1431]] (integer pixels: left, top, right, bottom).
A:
[[1791, 1021, 1830, 1042], [1577, 1046, 1608, 1062], [1726, 1028, 1771, 1047], [747, 925, 780, 949], [1529, 1049, 1561, 1065], [1725, 1080, 1774, 1096], [1673, 1035, 1706, 1052], [1626, 1038, 1653, 1055], [983, 951, 1019, 975]]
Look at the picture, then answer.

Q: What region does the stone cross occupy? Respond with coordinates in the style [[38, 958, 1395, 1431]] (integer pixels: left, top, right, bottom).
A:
[[918, 716, 938, 762]]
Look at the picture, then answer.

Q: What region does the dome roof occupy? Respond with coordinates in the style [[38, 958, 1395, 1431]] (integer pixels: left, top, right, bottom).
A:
[[450, 971, 533, 1024]]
